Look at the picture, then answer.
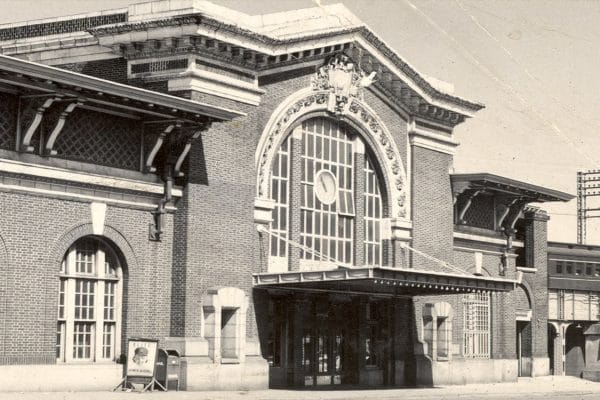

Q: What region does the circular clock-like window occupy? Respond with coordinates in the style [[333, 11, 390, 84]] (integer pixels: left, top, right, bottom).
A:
[[314, 169, 338, 205]]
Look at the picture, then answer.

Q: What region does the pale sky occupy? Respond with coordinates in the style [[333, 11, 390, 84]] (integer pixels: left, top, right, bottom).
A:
[[2, 0, 599, 243]]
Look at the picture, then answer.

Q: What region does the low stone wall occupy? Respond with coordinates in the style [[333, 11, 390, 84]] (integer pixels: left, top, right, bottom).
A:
[[416, 356, 518, 386], [184, 356, 269, 391]]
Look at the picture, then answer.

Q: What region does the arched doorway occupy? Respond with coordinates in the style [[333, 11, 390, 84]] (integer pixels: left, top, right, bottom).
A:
[[515, 285, 532, 377], [565, 324, 586, 377]]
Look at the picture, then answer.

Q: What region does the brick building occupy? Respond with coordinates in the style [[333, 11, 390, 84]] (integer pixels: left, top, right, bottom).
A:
[[0, 0, 578, 392], [546, 242, 600, 379]]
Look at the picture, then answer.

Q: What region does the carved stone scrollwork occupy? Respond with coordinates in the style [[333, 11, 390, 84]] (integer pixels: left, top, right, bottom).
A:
[[311, 53, 377, 116]]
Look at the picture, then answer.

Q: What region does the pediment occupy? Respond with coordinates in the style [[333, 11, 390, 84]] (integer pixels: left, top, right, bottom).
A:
[[87, 3, 483, 127]]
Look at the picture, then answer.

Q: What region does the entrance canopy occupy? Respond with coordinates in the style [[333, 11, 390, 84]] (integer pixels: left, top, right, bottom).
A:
[[253, 266, 517, 296]]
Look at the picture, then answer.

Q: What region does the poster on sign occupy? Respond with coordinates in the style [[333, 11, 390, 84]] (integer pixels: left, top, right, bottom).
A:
[[126, 338, 158, 378]]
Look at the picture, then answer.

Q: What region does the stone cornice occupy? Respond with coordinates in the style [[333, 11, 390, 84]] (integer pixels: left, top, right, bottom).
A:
[[409, 125, 459, 156], [89, 15, 482, 122]]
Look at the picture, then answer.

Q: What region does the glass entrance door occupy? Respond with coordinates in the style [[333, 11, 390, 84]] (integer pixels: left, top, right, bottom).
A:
[[303, 327, 344, 386]]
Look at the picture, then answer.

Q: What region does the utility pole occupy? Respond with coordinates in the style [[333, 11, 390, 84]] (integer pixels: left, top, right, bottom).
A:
[[577, 170, 600, 244]]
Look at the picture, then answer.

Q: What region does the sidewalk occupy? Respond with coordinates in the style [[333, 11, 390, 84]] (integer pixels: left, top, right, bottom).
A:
[[1, 376, 599, 400]]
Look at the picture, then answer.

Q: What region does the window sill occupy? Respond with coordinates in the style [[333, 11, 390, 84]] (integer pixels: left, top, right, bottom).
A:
[[55, 361, 119, 366], [221, 358, 240, 364], [516, 266, 537, 273]]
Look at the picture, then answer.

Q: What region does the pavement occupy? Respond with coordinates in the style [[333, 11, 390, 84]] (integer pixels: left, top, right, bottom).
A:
[[2, 376, 600, 400]]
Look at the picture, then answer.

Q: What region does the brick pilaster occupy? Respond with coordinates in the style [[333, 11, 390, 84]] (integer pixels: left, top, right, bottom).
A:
[[523, 208, 550, 360], [354, 150, 366, 266], [289, 134, 303, 271]]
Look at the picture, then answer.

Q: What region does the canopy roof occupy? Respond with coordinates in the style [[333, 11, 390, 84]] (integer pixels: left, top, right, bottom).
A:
[[254, 266, 517, 296], [451, 173, 574, 203], [0, 54, 244, 123]]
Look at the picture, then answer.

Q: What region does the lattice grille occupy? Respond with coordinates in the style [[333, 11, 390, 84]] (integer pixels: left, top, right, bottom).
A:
[[131, 58, 188, 75], [0, 13, 127, 41], [461, 195, 495, 230], [53, 109, 141, 170], [0, 93, 17, 150]]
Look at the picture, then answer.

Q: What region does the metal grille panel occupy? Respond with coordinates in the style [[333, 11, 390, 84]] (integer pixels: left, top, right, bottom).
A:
[[53, 109, 141, 170], [0, 93, 17, 150], [463, 292, 490, 358], [462, 195, 495, 230]]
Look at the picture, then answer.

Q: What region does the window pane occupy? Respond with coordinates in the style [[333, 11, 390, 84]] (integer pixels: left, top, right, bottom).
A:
[[73, 322, 93, 360], [56, 322, 65, 360], [103, 323, 114, 359], [364, 155, 382, 266]]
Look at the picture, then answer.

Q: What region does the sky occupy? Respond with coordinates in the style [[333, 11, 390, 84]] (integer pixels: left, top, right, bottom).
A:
[[1, 0, 599, 243]]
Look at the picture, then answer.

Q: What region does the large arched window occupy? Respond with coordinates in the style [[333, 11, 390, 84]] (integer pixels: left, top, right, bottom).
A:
[[56, 237, 122, 362], [270, 117, 385, 270]]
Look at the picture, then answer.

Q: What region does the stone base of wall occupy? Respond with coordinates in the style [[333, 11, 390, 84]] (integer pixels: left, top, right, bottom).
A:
[[184, 356, 268, 391], [532, 357, 550, 377], [0, 364, 122, 392], [359, 367, 384, 386], [416, 356, 518, 386], [583, 369, 600, 382]]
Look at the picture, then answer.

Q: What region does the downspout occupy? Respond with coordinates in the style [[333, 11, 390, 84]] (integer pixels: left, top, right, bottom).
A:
[[150, 164, 174, 241]]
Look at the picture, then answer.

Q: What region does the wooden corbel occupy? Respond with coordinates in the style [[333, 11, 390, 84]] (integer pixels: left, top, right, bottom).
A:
[[508, 201, 528, 231], [173, 121, 211, 177], [457, 189, 483, 224], [145, 123, 179, 173], [497, 197, 522, 230], [500, 198, 528, 250], [174, 130, 201, 177], [45, 99, 85, 156], [21, 95, 63, 152]]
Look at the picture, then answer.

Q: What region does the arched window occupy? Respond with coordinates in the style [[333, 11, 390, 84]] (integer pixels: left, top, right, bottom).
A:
[[270, 117, 385, 270], [56, 237, 123, 362]]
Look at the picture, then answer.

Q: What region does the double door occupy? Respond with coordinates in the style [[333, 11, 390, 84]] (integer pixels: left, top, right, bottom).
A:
[[303, 327, 345, 385]]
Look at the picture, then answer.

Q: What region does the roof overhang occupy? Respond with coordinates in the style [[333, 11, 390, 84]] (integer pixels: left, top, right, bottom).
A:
[[0, 54, 244, 123], [253, 266, 517, 296], [451, 173, 574, 203]]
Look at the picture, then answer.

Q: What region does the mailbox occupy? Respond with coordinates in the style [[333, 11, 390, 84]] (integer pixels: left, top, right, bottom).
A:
[[154, 348, 168, 390], [166, 349, 181, 391]]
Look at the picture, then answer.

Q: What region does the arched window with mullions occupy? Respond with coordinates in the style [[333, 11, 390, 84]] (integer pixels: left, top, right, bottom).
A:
[[56, 237, 123, 362], [269, 117, 385, 270]]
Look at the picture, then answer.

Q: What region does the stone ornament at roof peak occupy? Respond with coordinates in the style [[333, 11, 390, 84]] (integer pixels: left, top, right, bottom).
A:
[[311, 54, 377, 116]]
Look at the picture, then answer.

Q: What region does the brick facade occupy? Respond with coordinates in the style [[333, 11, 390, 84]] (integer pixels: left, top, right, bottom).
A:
[[0, 0, 578, 391], [0, 191, 174, 364]]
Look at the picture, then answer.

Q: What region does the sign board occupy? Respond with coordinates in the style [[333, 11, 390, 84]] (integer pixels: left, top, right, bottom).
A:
[[126, 338, 158, 378], [113, 338, 165, 392]]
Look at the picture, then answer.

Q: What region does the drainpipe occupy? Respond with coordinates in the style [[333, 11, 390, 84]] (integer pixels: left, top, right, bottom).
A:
[[149, 164, 174, 241]]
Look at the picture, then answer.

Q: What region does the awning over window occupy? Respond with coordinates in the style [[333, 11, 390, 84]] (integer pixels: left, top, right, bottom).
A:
[[253, 266, 517, 296]]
